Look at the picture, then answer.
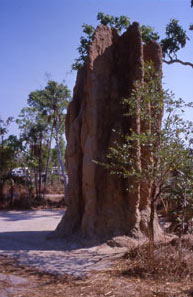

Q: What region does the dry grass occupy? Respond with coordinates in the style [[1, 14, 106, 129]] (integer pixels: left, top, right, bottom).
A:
[[0, 182, 65, 210], [118, 238, 193, 282]]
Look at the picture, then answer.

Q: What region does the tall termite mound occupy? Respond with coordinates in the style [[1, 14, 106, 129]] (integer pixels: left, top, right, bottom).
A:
[[54, 22, 163, 240]]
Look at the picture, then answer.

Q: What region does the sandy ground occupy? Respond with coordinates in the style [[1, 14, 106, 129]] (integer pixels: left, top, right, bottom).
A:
[[1, 210, 193, 296], [0, 210, 127, 277]]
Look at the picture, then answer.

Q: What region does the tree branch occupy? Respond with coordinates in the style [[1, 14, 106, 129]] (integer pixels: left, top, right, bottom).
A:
[[163, 58, 193, 68]]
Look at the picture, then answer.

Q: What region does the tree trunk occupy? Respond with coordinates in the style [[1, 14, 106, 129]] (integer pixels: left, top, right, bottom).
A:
[[34, 168, 38, 198], [43, 130, 53, 196], [55, 126, 67, 196], [0, 180, 4, 200], [53, 24, 163, 240], [38, 138, 42, 197]]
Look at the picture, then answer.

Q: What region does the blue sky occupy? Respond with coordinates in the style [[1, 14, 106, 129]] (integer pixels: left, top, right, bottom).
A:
[[1, 0, 193, 135]]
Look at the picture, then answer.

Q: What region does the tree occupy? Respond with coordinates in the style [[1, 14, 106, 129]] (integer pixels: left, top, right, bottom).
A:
[[28, 81, 71, 190], [161, 19, 193, 68], [17, 80, 71, 196], [0, 117, 22, 199], [17, 106, 49, 197], [0, 116, 13, 145], [163, 148, 193, 235], [72, 24, 95, 70]]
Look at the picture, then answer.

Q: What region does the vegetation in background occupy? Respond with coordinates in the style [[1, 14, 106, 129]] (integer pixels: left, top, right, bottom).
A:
[[73, 12, 192, 70], [0, 80, 70, 205], [0, 117, 24, 198], [16, 80, 71, 198]]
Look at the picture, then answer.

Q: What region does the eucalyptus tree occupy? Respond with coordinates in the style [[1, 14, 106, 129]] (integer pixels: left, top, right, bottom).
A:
[[17, 80, 71, 195], [161, 19, 192, 68], [27, 81, 71, 189], [17, 107, 49, 197]]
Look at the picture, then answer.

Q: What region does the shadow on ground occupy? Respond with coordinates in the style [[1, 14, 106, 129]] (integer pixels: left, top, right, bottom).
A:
[[0, 210, 127, 276], [0, 230, 104, 252]]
